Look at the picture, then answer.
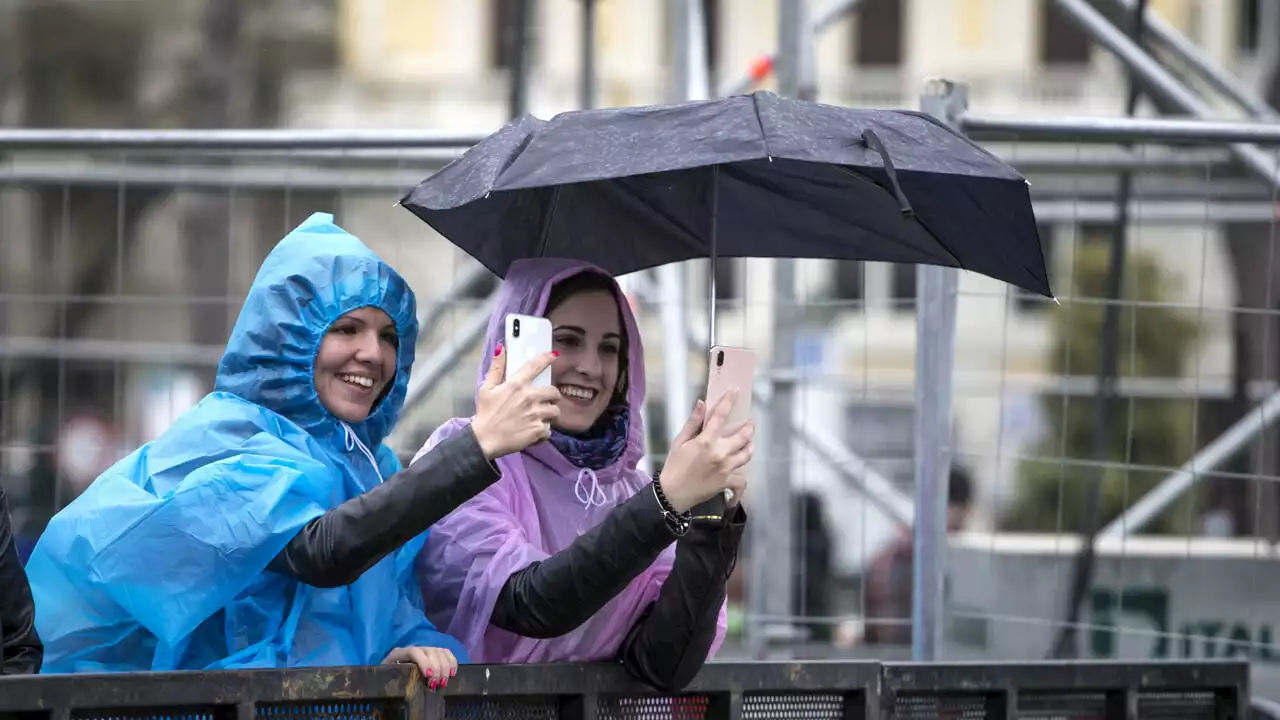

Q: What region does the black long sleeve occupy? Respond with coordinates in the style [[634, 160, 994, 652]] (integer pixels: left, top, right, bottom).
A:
[[490, 482, 677, 639], [0, 486, 42, 675], [268, 426, 500, 588], [616, 505, 746, 691]]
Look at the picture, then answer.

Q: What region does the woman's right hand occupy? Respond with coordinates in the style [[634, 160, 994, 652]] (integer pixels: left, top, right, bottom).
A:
[[382, 646, 457, 689], [658, 392, 755, 513], [471, 344, 562, 461]]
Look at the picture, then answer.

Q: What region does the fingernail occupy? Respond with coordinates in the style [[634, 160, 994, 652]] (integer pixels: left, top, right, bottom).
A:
[[425, 668, 433, 677], [551, 350, 560, 357], [430, 679, 438, 689], [494, 344, 503, 357], [443, 678, 450, 688], [450, 667, 457, 677]]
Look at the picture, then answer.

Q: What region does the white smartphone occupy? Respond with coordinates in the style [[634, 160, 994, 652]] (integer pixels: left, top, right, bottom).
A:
[[504, 313, 553, 387], [705, 345, 756, 434]]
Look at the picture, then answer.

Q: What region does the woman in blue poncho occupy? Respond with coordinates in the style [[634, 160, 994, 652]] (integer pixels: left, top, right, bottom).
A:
[[25, 213, 561, 679]]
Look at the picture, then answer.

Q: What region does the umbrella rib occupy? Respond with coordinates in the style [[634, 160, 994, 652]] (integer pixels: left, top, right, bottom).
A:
[[536, 185, 563, 258], [749, 93, 772, 158]]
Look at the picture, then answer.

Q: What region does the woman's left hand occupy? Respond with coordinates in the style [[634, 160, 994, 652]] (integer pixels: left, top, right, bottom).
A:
[[382, 646, 458, 689]]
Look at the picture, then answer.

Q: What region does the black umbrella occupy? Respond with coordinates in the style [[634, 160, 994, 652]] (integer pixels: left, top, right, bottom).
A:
[[400, 90, 1051, 299]]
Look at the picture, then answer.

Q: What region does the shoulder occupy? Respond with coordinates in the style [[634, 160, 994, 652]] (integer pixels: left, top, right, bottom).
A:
[[410, 417, 475, 466], [428, 417, 474, 445], [121, 392, 333, 492]]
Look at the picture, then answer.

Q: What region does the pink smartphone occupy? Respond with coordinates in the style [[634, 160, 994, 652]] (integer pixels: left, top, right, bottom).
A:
[[705, 345, 756, 434]]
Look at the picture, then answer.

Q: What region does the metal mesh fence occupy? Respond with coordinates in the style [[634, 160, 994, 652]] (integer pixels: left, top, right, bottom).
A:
[[3, 101, 1280, 697]]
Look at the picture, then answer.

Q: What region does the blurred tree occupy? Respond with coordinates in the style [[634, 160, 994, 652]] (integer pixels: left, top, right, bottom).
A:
[[1006, 241, 1201, 534]]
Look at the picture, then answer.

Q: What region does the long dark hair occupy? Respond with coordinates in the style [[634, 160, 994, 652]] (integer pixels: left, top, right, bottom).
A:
[[545, 272, 630, 406]]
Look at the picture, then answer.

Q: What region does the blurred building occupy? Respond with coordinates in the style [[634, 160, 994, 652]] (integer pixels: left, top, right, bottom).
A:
[[281, 0, 1265, 554], [0, 0, 1273, 566]]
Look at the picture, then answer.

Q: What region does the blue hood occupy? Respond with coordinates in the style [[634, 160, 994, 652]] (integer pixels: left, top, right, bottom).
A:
[[215, 211, 418, 447], [26, 213, 467, 672]]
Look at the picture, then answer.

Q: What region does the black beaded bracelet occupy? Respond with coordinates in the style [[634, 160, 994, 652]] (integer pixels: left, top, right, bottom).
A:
[[652, 472, 691, 537]]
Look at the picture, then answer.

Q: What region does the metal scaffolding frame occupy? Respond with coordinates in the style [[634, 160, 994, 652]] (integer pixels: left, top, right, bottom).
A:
[[4, 0, 1279, 665]]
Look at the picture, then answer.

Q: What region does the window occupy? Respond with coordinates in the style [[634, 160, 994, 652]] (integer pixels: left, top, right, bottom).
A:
[[890, 263, 916, 311], [1039, 0, 1091, 66], [851, 0, 905, 67], [832, 260, 866, 305], [489, 0, 537, 70], [713, 257, 738, 301], [661, 0, 720, 86], [1237, 0, 1261, 54], [703, 0, 721, 86]]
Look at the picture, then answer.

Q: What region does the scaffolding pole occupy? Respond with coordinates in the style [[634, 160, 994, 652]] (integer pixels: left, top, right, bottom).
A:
[[1043, 0, 1280, 188], [1100, 0, 1278, 120], [1099, 390, 1280, 539], [911, 79, 964, 663], [0, 128, 490, 150], [962, 114, 1280, 145], [717, 0, 870, 96]]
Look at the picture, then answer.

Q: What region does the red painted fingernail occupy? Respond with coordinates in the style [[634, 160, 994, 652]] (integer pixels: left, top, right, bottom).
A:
[[443, 678, 449, 688], [451, 667, 457, 677], [494, 344, 503, 357], [430, 679, 438, 689], [551, 351, 559, 357], [425, 668, 433, 677]]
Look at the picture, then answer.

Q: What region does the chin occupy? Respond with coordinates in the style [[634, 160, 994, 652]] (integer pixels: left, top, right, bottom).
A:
[[333, 405, 372, 424], [555, 412, 599, 435]]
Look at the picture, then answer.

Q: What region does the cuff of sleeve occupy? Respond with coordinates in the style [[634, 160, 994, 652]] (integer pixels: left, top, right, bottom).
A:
[[442, 425, 503, 482]]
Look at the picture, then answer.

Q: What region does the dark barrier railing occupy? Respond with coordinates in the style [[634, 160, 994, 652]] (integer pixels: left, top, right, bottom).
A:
[[0, 659, 1249, 720]]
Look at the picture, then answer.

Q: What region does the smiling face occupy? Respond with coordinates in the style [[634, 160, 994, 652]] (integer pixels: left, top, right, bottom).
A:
[[546, 287, 624, 434], [314, 306, 399, 424]]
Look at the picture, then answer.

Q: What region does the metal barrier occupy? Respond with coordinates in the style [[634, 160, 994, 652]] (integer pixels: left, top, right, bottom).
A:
[[0, 660, 1249, 719]]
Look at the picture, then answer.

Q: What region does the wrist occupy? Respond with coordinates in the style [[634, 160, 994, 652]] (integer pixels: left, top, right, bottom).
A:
[[654, 472, 693, 514], [470, 421, 500, 462]]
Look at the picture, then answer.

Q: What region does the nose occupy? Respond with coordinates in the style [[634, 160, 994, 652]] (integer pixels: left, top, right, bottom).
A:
[[573, 349, 602, 379], [353, 330, 384, 365]]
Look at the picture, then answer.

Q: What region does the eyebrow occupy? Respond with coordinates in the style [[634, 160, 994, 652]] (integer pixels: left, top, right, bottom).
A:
[[554, 325, 621, 341], [338, 315, 397, 332]]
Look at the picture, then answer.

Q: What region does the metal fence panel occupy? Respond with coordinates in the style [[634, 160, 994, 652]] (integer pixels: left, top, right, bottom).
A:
[[0, 660, 1248, 720]]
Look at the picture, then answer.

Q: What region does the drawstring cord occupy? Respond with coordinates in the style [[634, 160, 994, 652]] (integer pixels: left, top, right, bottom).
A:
[[342, 422, 385, 484], [573, 469, 607, 509]]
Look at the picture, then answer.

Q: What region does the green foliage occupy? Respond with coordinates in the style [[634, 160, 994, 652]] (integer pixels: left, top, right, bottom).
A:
[[1006, 241, 1202, 534]]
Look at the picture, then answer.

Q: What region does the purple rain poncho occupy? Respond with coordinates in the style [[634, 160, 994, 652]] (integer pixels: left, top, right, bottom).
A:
[[413, 258, 727, 663]]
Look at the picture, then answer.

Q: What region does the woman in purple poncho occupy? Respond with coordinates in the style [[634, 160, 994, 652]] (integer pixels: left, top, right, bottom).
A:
[[414, 258, 754, 691]]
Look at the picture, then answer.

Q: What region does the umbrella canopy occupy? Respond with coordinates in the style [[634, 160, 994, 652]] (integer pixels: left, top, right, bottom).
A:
[[401, 90, 1051, 298]]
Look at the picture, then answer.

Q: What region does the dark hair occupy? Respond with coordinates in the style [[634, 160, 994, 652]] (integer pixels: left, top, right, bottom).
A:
[[544, 271, 630, 405], [949, 465, 973, 508]]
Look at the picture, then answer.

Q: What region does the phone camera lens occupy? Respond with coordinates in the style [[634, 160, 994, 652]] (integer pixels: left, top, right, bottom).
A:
[[513, 319, 521, 338], [716, 351, 724, 367]]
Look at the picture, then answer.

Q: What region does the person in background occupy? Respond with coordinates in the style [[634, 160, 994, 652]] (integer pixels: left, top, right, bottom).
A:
[[416, 259, 753, 691], [859, 465, 973, 647], [0, 483, 41, 674], [24, 213, 560, 681], [793, 492, 833, 644]]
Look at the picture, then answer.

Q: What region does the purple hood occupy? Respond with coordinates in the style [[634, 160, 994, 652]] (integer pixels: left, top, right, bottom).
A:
[[413, 258, 727, 663]]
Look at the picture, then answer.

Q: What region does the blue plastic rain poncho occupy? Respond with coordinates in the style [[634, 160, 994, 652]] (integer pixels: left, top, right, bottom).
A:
[[26, 212, 467, 672]]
